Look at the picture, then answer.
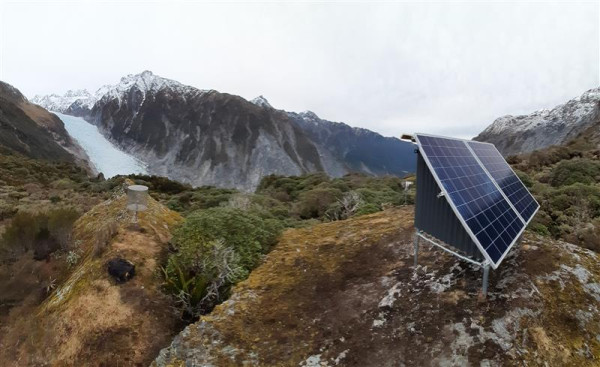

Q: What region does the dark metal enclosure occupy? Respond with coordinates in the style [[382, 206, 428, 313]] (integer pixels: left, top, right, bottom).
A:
[[414, 151, 484, 261]]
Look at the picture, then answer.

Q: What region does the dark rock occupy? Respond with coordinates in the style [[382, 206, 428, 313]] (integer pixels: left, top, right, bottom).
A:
[[107, 258, 135, 283], [32, 229, 60, 261]]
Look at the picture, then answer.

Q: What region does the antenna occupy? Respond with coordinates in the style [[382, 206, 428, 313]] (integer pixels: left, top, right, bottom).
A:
[[127, 185, 148, 225]]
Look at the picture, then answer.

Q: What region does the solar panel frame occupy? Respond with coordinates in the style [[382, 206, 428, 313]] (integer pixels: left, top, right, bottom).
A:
[[414, 133, 537, 269]]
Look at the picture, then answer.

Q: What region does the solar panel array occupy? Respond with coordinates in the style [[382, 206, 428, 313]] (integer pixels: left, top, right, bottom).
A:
[[415, 134, 539, 268], [468, 141, 538, 222]]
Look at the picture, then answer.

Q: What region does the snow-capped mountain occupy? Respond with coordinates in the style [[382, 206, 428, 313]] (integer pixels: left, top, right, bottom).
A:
[[33, 71, 416, 189], [31, 71, 204, 118], [475, 87, 600, 156], [250, 95, 272, 109], [31, 89, 96, 116]]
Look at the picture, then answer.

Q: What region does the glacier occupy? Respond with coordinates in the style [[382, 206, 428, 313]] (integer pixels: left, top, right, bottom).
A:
[[55, 112, 147, 178]]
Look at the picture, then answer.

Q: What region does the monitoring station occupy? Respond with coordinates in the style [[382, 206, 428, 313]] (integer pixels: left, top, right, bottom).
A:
[[127, 185, 149, 224], [412, 133, 539, 296]]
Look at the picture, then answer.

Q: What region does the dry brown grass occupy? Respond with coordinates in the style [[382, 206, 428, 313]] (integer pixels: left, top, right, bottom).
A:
[[0, 189, 183, 366]]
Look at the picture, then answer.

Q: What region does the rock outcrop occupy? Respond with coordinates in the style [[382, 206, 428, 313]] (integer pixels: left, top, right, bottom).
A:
[[154, 207, 600, 366]]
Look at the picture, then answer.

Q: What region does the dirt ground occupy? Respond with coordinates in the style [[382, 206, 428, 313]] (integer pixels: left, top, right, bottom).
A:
[[155, 206, 600, 367]]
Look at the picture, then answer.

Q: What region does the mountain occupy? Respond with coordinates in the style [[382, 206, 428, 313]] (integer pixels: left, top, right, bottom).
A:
[[0, 81, 93, 170], [31, 89, 96, 118], [287, 109, 416, 177], [475, 87, 600, 156], [33, 71, 415, 190]]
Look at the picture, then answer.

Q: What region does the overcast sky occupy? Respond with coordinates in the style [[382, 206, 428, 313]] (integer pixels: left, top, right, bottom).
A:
[[1, 1, 598, 139]]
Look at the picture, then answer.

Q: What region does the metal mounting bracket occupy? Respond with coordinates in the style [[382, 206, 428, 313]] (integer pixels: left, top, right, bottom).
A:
[[413, 229, 491, 298]]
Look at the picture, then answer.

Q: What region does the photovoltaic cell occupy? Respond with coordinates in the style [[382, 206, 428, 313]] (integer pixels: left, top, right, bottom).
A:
[[416, 135, 526, 267], [467, 141, 539, 223]]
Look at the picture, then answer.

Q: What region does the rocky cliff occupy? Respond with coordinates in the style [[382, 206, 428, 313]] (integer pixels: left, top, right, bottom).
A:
[[475, 87, 600, 156]]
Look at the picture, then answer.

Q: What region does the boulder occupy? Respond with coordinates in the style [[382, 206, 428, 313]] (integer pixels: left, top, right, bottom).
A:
[[107, 258, 135, 283]]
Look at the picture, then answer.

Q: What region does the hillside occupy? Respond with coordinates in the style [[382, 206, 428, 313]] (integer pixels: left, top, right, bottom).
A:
[[0, 187, 183, 366], [475, 87, 600, 156], [154, 207, 600, 366], [503, 118, 600, 251], [0, 81, 93, 172], [31, 71, 415, 190]]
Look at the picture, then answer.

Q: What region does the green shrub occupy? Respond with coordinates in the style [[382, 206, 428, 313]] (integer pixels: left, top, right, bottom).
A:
[[171, 207, 283, 275], [514, 170, 534, 188], [165, 207, 283, 318], [0, 211, 47, 260], [0, 207, 80, 261], [528, 222, 550, 236], [549, 158, 600, 187], [355, 203, 381, 216], [47, 207, 80, 248], [0, 201, 17, 220], [549, 184, 600, 218], [51, 178, 76, 190], [294, 187, 342, 219], [163, 239, 244, 319]]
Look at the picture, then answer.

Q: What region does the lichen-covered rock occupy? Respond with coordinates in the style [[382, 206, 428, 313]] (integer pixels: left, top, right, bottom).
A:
[[153, 207, 600, 366]]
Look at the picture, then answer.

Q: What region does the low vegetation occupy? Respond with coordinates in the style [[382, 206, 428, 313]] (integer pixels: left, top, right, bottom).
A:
[[510, 133, 600, 251], [0, 151, 415, 323], [158, 173, 415, 320], [0, 206, 80, 261], [164, 207, 283, 319]]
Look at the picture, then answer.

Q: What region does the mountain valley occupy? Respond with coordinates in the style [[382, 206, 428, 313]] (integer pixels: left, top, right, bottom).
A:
[[32, 71, 416, 190], [1, 74, 600, 366]]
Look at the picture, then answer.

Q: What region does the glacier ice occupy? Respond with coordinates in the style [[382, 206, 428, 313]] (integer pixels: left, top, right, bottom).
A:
[[55, 112, 147, 178]]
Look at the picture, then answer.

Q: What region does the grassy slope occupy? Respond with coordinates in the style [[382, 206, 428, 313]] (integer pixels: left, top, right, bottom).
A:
[[0, 189, 184, 366], [155, 207, 600, 366]]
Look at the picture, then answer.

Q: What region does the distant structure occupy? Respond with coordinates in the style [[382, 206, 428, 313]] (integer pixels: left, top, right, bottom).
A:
[[127, 185, 148, 223], [411, 133, 539, 296]]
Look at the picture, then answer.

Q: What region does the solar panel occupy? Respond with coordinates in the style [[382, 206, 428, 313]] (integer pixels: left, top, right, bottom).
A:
[[467, 141, 539, 223], [415, 134, 533, 268]]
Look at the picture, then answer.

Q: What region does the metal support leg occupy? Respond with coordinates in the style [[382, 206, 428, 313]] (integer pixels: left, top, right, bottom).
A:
[[413, 232, 420, 267], [482, 263, 490, 297]]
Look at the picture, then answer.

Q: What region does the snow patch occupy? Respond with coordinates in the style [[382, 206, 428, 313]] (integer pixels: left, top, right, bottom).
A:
[[250, 95, 272, 108], [31, 70, 208, 114]]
